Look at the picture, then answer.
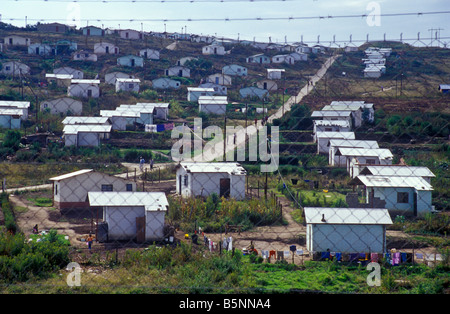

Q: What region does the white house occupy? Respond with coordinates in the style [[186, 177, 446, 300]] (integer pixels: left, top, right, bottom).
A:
[[165, 66, 190, 78], [139, 48, 160, 60], [105, 72, 136, 85], [246, 54, 270, 64], [62, 116, 111, 126], [350, 175, 433, 217], [187, 87, 215, 102], [313, 120, 351, 140], [117, 55, 144, 67], [88, 191, 168, 242], [68, 79, 100, 98], [0, 101, 30, 120], [119, 103, 170, 121], [328, 101, 374, 124], [256, 79, 278, 92], [45, 74, 73, 88], [239, 87, 269, 100], [272, 54, 296, 65], [202, 44, 226, 55], [311, 110, 354, 130], [63, 124, 111, 147], [176, 162, 246, 200], [0, 109, 23, 129], [94, 42, 119, 54], [99, 110, 132, 130], [199, 83, 227, 96], [267, 69, 285, 80], [358, 165, 435, 184], [115, 78, 141, 93], [207, 73, 232, 86], [28, 43, 55, 56], [3, 35, 30, 46], [152, 77, 181, 90], [40, 97, 83, 115], [198, 96, 228, 115], [315, 131, 355, 154], [304, 207, 392, 254], [119, 29, 143, 40], [335, 147, 394, 176], [49, 169, 135, 211], [73, 50, 98, 62], [289, 52, 308, 62], [321, 104, 363, 128], [328, 139, 379, 166], [0, 61, 30, 77], [54, 66, 84, 79], [222, 64, 247, 76]]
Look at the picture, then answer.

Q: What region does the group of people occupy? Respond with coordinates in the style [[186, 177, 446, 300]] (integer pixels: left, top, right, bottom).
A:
[[139, 157, 154, 172]]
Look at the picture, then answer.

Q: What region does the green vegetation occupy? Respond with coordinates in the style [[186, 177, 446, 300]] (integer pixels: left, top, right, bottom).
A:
[[167, 193, 283, 233]]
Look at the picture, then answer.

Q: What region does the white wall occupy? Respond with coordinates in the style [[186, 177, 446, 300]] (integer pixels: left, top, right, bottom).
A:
[[307, 224, 386, 253], [54, 172, 135, 205]]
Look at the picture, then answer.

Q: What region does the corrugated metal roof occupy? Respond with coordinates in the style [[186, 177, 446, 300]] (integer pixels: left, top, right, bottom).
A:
[[0, 108, 25, 116], [49, 169, 93, 181], [354, 175, 433, 191], [316, 131, 355, 139], [314, 120, 350, 127], [179, 162, 247, 175], [336, 147, 393, 159], [62, 116, 110, 125], [360, 166, 435, 178], [71, 79, 100, 85], [328, 139, 379, 149], [304, 207, 393, 225], [63, 124, 112, 134], [0, 101, 30, 108], [100, 110, 140, 118], [198, 96, 228, 105], [88, 191, 168, 211], [322, 104, 362, 111], [311, 110, 353, 117]]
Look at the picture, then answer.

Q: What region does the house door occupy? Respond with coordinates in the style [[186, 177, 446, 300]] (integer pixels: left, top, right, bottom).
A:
[[36, 47, 40, 55], [131, 58, 135, 67], [220, 178, 230, 198], [413, 192, 418, 216], [178, 175, 183, 195], [263, 82, 268, 90], [179, 70, 183, 77], [136, 216, 145, 243], [105, 46, 109, 54]]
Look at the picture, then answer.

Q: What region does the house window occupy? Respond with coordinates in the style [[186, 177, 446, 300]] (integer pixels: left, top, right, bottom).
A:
[[184, 175, 188, 186], [366, 159, 376, 165], [128, 84, 134, 89], [397, 192, 409, 203], [126, 184, 133, 191], [101, 184, 113, 191]]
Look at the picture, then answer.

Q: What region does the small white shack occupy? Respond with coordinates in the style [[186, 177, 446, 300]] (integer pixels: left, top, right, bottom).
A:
[[176, 162, 246, 200], [315, 131, 355, 154], [198, 96, 228, 115], [350, 175, 433, 217], [88, 191, 168, 242], [328, 139, 380, 166], [49, 169, 135, 210], [40, 97, 83, 115], [115, 78, 140, 93], [68, 79, 100, 98], [304, 207, 392, 254], [63, 124, 111, 147], [187, 87, 215, 102], [335, 147, 394, 176], [359, 165, 435, 184]]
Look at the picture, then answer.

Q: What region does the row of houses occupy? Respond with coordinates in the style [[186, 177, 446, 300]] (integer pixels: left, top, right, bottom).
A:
[[363, 47, 391, 78], [310, 100, 436, 218], [47, 161, 246, 242]]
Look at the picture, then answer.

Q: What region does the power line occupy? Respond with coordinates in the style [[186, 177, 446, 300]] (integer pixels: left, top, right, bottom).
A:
[[3, 10, 450, 24]]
